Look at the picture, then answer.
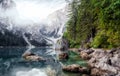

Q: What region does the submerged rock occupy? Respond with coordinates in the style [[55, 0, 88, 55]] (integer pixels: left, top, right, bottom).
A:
[[22, 51, 45, 61]]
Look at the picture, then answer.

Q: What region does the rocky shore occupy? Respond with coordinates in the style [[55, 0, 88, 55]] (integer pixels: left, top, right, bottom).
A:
[[61, 48, 120, 76], [21, 47, 120, 76], [79, 48, 120, 76]]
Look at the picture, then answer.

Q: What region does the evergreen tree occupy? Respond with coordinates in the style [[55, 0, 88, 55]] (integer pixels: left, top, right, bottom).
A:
[[64, 0, 120, 48]]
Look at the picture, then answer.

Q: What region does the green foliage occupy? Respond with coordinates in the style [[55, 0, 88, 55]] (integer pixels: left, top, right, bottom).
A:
[[91, 30, 109, 48], [64, 0, 120, 49]]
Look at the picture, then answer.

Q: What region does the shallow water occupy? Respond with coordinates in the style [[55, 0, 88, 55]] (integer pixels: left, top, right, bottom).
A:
[[62, 51, 87, 66], [0, 47, 61, 76], [0, 47, 87, 76], [61, 51, 87, 76]]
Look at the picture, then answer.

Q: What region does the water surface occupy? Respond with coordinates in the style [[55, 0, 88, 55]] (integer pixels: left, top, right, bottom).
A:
[[0, 47, 61, 76], [0, 47, 87, 76]]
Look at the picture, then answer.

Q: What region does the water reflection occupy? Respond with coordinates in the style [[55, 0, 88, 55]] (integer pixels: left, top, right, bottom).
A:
[[0, 47, 61, 76]]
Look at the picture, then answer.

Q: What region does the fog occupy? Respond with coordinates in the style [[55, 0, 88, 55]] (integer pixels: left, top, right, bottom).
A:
[[0, 0, 67, 26]]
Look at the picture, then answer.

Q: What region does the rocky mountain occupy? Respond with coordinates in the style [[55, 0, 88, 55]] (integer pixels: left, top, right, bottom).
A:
[[0, 0, 69, 46]]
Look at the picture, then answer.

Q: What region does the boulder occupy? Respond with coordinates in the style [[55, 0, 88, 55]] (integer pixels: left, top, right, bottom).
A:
[[87, 58, 96, 68], [91, 49, 107, 59], [87, 48, 120, 76], [108, 48, 117, 54], [111, 54, 120, 68], [116, 72, 120, 76], [91, 68, 101, 76], [91, 68, 107, 76], [80, 51, 90, 60], [86, 49, 94, 54], [62, 64, 89, 74], [78, 48, 94, 54], [91, 68, 117, 76]]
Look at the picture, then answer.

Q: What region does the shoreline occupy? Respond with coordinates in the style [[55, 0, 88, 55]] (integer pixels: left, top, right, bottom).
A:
[[64, 47, 120, 76]]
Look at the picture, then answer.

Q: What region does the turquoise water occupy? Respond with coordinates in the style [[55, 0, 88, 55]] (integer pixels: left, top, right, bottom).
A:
[[61, 51, 88, 76], [61, 51, 87, 66], [0, 48, 87, 76], [0, 47, 61, 76]]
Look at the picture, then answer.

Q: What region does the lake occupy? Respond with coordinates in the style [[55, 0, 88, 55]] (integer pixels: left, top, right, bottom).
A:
[[0, 47, 62, 76], [0, 47, 87, 76]]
